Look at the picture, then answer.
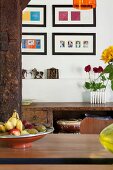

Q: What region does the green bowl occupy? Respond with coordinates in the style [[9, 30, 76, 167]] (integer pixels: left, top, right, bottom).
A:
[[99, 123, 113, 153]]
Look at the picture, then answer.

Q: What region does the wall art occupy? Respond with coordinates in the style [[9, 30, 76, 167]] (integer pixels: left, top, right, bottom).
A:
[[22, 5, 46, 27], [22, 33, 47, 55], [52, 5, 96, 27], [52, 33, 96, 55]]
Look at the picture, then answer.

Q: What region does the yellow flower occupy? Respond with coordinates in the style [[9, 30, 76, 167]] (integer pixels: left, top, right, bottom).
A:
[[101, 46, 113, 63]]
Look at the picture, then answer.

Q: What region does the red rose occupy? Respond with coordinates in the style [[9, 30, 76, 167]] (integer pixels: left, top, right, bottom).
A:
[[98, 66, 103, 73], [84, 65, 91, 72], [93, 67, 98, 73]]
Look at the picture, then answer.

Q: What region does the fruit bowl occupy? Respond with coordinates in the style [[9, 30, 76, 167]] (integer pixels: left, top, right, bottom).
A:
[[0, 127, 54, 149], [99, 123, 113, 153]]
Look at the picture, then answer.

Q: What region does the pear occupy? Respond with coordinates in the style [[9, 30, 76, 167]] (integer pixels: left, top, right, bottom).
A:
[[0, 125, 6, 132], [26, 128, 38, 134], [12, 110, 19, 119], [5, 121, 13, 131], [21, 130, 29, 135], [16, 119, 23, 132], [8, 117, 17, 127], [35, 125, 46, 132]]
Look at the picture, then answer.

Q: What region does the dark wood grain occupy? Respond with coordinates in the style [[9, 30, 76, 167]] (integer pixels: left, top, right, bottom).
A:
[[20, 0, 31, 10], [0, 0, 30, 121], [22, 102, 113, 128], [22, 102, 113, 111]]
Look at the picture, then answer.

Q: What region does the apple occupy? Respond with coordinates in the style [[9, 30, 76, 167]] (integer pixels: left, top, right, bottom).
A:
[[9, 128, 20, 136]]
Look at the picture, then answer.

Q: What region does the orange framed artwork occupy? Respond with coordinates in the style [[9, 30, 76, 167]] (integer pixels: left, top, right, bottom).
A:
[[22, 33, 47, 55]]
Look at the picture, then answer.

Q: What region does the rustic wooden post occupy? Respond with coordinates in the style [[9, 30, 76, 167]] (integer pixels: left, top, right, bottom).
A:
[[0, 0, 30, 121]]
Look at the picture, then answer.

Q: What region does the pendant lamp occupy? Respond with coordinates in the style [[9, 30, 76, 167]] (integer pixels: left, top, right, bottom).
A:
[[73, 0, 96, 10]]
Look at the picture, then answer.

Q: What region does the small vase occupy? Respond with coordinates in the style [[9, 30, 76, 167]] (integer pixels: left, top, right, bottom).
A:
[[90, 90, 106, 104]]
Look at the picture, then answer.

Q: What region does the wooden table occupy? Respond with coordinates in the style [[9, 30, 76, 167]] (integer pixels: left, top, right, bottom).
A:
[[22, 102, 113, 126], [22, 102, 113, 111], [0, 134, 113, 170]]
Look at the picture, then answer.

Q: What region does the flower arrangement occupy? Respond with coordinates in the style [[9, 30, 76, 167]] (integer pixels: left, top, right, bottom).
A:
[[101, 46, 113, 90], [84, 65, 107, 91]]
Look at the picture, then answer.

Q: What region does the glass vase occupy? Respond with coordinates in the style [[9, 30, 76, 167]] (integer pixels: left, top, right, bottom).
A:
[[90, 90, 106, 104]]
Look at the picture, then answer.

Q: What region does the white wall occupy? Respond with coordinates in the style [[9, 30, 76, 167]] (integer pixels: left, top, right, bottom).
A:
[[22, 0, 113, 102]]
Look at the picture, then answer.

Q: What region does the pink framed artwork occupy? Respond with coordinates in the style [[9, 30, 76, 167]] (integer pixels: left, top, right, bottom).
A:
[[52, 5, 96, 27], [59, 11, 68, 21]]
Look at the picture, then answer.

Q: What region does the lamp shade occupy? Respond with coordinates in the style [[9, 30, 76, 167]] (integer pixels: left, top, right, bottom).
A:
[[73, 0, 96, 10]]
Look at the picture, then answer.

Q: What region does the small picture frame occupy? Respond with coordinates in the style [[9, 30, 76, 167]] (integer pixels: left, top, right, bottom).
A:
[[22, 5, 46, 27], [52, 33, 96, 55], [22, 33, 47, 55], [52, 5, 96, 27]]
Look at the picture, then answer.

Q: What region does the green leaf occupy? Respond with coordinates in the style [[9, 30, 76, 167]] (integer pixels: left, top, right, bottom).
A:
[[84, 82, 91, 89], [103, 64, 113, 74], [100, 85, 106, 89], [109, 72, 113, 80], [101, 75, 106, 81]]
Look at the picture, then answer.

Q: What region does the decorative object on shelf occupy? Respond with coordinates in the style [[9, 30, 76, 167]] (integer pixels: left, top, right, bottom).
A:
[[73, 0, 96, 10], [22, 99, 34, 105], [31, 68, 44, 79], [22, 69, 32, 79], [22, 5, 46, 27], [22, 33, 47, 55], [52, 33, 96, 55], [22, 69, 27, 79], [52, 5, 96, 27], [101, 46, 113, 91], [47, 67, 59, 79], [84, 65, 108, 104]]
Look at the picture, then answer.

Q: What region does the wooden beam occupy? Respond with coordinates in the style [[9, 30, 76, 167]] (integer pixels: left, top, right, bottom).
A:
[[0, 0, 26, 121], [20, 0, 31, 10]]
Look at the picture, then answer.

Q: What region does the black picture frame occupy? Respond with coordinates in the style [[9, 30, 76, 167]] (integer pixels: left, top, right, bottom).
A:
[[22, 5, 46, 27], [22, 33, 47, 55], [52, 5, 96, 27], [52, 33, 96, 55]]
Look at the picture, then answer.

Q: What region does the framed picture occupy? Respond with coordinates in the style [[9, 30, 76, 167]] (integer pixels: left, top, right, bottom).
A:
[[52, 5, 96, 27], [52, 33, 96, 55], [22, 33, 47, 55], [22, 5, 46, 27]]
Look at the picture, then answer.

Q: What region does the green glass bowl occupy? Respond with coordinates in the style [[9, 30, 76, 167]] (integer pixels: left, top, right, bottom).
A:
[[99, 123, 113, 153]]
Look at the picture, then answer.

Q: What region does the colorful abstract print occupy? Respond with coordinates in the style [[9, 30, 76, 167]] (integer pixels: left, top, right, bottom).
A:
[[22, 11, 40, 21], [22, 39, 41, 49]]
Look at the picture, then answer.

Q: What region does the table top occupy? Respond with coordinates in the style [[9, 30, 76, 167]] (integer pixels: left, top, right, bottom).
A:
[[0, 134, 113, 164], [22, 102, 113, 111]]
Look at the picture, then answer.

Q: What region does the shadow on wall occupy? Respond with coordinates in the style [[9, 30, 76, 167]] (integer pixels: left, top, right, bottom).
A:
[[82, 91, 90, 102]]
